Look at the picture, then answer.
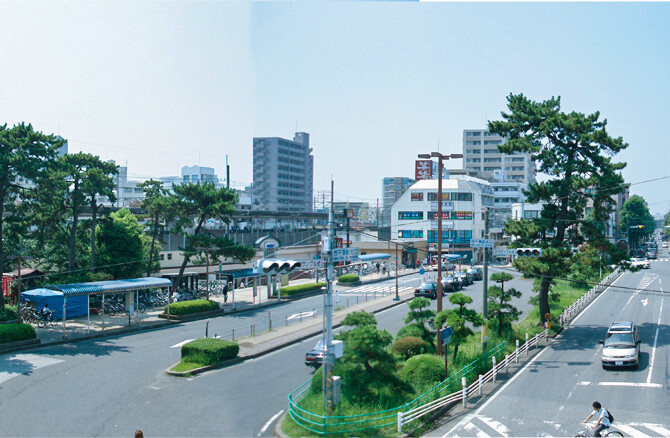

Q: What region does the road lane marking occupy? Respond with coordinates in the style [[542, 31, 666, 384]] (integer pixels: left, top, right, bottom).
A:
[[479, 416, 509, 436], [577, 381, 662, 388], [0, 354, 64, 384], [258, 409, 284, 436], [570, 274, 623, 325], [463, 421, 490, 437], [647, 298, 663, 385], [641, 424, 670, 436], [617, 424, 654, 438], [287, 311, 315, 320], [170, 339, 195, 348]]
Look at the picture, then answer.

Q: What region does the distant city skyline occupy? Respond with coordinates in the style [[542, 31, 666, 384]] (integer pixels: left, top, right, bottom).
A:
[[2, 1, 669, 216]]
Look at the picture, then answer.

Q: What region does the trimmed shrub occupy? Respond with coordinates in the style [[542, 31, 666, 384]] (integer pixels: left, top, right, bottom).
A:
[[0, 323, 37, 344], [391, 336, 427, 360], [181, 338, 239, 365], [163, 299, 220, 315], [272, 282, 325, 297], [399, 354, 444, 387], [0, 305, 18, 322], [396, 323, 424, 340], [337, 274, 360, 283]]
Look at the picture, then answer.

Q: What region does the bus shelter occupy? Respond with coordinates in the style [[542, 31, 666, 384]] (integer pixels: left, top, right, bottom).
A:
[[46, 277, 172, 337]]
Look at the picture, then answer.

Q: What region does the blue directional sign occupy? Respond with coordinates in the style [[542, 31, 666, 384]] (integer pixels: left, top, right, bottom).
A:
[[470, 239, 494, 248], [441, 326, 453, 345], [419, 268, 425, 276]]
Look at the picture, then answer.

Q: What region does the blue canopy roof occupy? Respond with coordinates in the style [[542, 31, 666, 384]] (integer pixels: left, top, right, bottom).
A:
[[359, 253, 391, 261], [441, 254, 463, 260], [46, 277, 172, 296]]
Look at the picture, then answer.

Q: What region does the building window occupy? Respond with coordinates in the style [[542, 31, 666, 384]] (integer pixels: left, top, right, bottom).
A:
[[159, 254, 165, 260], [466, 141, 481, 145], [467, 149, 480, 154], [484, 167, 501, 171], [399, 230, 423, 238], [466, 132, 481, 136], [167, 253, 172, 260], [398, 211, 424, 220], [483, 149, 499, 154], [450, 192, 473, 201], [484, 158, 501, 163], [411, 192, 423, 201], [484, 140, 502, 145]]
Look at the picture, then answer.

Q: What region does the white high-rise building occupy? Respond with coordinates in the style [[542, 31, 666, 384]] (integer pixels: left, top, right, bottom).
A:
[[252, 132, 314, 212], [463, 129, 536, 185]]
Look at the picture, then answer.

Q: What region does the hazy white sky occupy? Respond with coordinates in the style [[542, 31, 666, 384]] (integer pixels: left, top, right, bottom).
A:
[[2, 1, 669, 215]]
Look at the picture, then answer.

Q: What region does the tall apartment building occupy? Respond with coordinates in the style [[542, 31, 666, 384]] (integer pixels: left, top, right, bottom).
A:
[[462, 129, 536, 185], [381, 177, 415, 226], [253, 132, 313, 212]]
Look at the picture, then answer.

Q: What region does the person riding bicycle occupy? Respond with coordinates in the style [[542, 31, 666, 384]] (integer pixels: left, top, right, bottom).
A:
[[584, 401, 611, 437], [41, 304, 53, 320]]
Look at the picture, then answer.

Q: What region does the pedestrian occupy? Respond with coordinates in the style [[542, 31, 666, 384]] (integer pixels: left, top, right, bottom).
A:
[[223, 283, 229, 305], [134, 430, 144, 438]]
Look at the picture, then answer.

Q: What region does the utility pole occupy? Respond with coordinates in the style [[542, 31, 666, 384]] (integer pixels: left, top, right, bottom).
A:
[[323, 181, 336, 415], [482, 208, 489, 352], [8, 252, 32, 324], [226, 155, 230, 189]]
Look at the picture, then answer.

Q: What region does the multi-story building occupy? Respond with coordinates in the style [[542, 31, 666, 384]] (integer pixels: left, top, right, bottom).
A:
[[181, 165, 218, 185], [109, 163, 145, 207], [252, 132, 313, 212], [463, 129, 536, 185], [391, 175, 494, 262], [381, 177, 415, 226]]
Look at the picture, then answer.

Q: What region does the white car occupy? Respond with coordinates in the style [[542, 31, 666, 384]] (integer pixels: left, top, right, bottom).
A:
[[600, 321, 641, 369], [631, 258, 651, 269]]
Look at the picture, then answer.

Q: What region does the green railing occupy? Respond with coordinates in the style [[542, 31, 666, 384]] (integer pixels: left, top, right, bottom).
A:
[[287, 341, 506, 436]]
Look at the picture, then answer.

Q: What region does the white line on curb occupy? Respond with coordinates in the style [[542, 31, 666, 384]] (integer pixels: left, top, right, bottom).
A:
[[259, 410, 284, 436]]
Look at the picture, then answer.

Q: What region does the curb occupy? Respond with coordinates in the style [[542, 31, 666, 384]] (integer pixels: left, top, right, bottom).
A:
[[165, 356, 243, 376]]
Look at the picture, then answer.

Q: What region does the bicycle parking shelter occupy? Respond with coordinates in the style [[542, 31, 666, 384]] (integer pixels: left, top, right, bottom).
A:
[[46, 277, 172, 337]]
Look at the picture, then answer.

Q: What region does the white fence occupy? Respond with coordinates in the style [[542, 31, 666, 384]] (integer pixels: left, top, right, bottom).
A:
[[397, 329, 549, 433], [558, 268, 622, 327]]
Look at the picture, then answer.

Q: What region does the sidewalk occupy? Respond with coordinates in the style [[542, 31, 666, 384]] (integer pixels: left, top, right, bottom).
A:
[[3, 267, 421, 355]]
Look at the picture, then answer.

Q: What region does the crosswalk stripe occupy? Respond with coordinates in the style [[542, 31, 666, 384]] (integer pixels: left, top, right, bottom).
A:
[[478, 416, 509, 437], [463, 421, 490, 437], [617, 424, 653, 438], [642, 425, 670, 437], [0, 354, 64, 385], [170, 339, 195, 349]]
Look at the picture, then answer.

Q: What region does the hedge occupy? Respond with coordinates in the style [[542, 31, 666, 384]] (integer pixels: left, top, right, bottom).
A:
[[272, 282, 325, 297], [0, 305, 18, 323], [391, 336, 427, 360], [337, 274, 360, 283], [163, 299, 220, 315], [399, 354, 444, 387], [181, 338, 240, 365], [0, 323, 37, 344]]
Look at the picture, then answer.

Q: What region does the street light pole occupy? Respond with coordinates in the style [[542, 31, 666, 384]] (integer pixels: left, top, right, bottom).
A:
[[419, 151, 463, 357]]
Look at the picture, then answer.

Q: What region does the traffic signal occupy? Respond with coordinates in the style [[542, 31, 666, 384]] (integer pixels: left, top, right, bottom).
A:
[[515, 248, 542, 257], [253, 259, 302, 274]]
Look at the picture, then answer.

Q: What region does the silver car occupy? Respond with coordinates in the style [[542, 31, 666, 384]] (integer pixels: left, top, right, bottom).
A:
[[600, 321, 641, 369]]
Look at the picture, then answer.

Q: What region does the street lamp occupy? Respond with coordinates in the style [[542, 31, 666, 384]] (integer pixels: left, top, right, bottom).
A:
[[418, 151, 463, 356]]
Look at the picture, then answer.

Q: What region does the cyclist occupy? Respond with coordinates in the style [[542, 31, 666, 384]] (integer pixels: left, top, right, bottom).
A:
[[41, 304, 53, 321], [584, 401, 611, 437]]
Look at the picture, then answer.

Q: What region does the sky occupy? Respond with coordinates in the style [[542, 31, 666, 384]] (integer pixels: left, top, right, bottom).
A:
[[1, 1, 670, 216]]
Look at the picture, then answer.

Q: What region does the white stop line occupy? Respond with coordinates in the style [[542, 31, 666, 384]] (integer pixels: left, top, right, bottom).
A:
[[287, 311, 315, 320]]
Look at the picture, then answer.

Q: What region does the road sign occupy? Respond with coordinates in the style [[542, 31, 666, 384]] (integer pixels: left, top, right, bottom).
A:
[[492, 249, 516, 256], [470, 239, 494, 248], [332, 247, 360, 262], [419, 268, 425, 276], [296, 259, 323, 270], [441, 326, 453, 345]]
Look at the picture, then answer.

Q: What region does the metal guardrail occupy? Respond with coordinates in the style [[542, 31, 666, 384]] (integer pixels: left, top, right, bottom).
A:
[[397, 330, 548, 433], [558, 268, 622, 327]]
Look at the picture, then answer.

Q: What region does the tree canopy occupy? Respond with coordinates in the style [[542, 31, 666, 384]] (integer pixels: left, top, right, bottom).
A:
[[489, 94, 628, 324]]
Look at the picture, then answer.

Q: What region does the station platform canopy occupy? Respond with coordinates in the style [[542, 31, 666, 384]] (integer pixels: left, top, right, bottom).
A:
[[441, 254, 463, 260]]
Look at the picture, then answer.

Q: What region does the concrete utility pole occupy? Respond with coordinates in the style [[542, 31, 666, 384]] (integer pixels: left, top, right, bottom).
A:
[[323, 181, 336, 414], [482, 208, 489, 352]]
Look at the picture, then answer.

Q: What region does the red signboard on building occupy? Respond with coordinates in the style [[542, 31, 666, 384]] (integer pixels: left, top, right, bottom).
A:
[[415, 160, 434, 181]]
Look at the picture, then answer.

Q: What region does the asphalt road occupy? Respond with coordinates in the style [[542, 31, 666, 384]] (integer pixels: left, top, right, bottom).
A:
[[0, 266, 540, 437], [432, 259, 670, 437]]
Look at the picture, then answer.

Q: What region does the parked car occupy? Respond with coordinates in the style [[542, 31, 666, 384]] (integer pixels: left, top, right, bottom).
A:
[[414, 281, 438, 299], [441, 275, 461, 293], [599, 321, 640, 369], [453, 271, 472, 286], [305, 339, 325, 368], [467, 267, 483, 281]]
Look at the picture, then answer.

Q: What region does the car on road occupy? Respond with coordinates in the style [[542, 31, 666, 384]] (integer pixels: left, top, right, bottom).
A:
[[455, 271, 474, 286], [305, 339, 325, 368], [414, 281, 439, 299], [646, 250, 657, 260], [663, 242, 668, 248], [441, 275, 461, 292], [599, 321, 641, 369], [467, 267, 483, 281], [631, 258, 651, 269]]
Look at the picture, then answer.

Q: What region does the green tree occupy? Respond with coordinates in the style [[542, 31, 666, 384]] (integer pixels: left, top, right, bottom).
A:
[[0, 123, 61, 310], [403, 297, 436, 348], [170, 182, 254, 289], [621, 195, 654, 249], [82, 162, 118, 273], [138, 179, 171, 277], [341, 310, 377, 327], [490, 94, 628, 324], [434, 293, 483, 360], [96, 208, 146, 279], [487, 272, 522, 336]]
